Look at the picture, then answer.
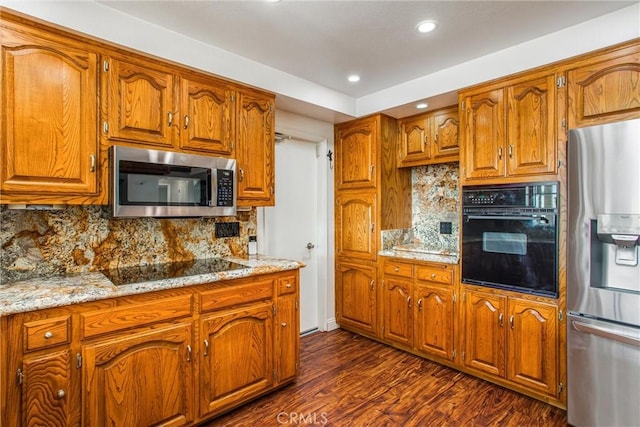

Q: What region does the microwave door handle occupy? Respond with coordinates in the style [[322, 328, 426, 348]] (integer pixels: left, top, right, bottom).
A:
[[466, 215, 541, 221]]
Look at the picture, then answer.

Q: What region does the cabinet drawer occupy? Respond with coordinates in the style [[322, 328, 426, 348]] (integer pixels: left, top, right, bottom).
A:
[[383, 261, 413, 278], [200, 278, 274, 312], [23, 315, 71, 351], [81, 295, 193, 339], [278, 275, 298, 296], [416, 265, 453, 285]]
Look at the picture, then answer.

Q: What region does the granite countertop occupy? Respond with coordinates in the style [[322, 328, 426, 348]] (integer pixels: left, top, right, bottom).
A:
[[379, 244, 459, 264], [0, 255, 305, 316]]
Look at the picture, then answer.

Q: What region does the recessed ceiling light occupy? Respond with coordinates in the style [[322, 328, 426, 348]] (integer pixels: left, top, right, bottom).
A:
[[416, 102, 428, 109], [416, 20, 437, 34], [348, 74, 360, 83]]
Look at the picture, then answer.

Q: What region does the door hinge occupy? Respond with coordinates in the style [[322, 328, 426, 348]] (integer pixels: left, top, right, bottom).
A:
[[295, 362, 299, 371], [230, 94, 235, 103], [461, 351, 465, 361], [273, 369, 277, 381], [16, 368, 23, 386], [562, 117, 566, 129], [103, 60, 109, 72], [103, 121, 109, 134], [295, 300, 299, 310], [558, 382, 564, 395], [76, 353, 82, 369], [452, 350, 456, 360], [556, 76, 566, 88], [461, 101, 466, 110], [272, 305, 276, 316]]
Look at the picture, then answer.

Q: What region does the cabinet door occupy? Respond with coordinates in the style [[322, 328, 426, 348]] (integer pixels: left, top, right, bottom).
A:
[[335, 261, 377, 335], [276, 294, 299, 384], [335, 191, 377, 260], [432, 108, 460, 162], [398, 115, 430, 166], [83, 323, 194, 427], [1, 27, 98, 198], [567, 47, 640, 129], [462, 289, 506, 377], [236, 89, 275, 206], [200, 302, 274, 416], [506, 74, 557, 176], [21, 350, 73, 427], [104, 57, 176, 147], [414, 282, 454, 362], [507, 298, 558, 396], [461, 90, 505, 181], [381, 276, 413, 347], [335, 118, 377, 189], [179, 76, 234, 155]]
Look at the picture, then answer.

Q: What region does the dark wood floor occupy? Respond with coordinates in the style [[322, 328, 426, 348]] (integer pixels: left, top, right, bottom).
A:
[[205, 329, 568, 426]]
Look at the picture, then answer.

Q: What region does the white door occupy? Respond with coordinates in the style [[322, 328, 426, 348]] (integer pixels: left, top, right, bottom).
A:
[[262, 138, 322, 333]]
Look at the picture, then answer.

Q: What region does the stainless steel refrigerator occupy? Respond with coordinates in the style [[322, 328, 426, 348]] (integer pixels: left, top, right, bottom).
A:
[[567, 118, 640, 426]]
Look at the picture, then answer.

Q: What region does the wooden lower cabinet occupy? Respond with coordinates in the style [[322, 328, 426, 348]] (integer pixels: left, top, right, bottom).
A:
[[335, 259, 377, 336], [461, 285, 559, 399], [0, 269, 300, 426], [199, 302, 274, 416], [414, 282, 455, 362], [82, 322, 195, 427], [381, 275, 413, 347]]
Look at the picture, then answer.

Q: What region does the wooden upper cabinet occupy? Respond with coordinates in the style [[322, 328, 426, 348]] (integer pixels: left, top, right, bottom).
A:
[[398, 106, 459, 167], [82, 322, 195, 427], [335, 118, 377, 190], [103, 56, 176, 148], [460, 71, 558, 184], [179, 75, 235, 155], [335, 191, 377, 260], [567, 44, 640, 129], [0, 24, 99, 201], [236, 89, 275, 206], [461, 89, 505, 181], [507, 298, 558, 396], [506, 74, 557, 177]]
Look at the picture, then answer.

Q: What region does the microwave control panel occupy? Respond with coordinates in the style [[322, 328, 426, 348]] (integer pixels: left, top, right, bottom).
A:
[[216, 169, 234, 207]]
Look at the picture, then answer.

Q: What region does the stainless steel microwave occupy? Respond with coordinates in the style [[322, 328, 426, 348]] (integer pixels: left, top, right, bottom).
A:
[[110, 146, 236, 217]]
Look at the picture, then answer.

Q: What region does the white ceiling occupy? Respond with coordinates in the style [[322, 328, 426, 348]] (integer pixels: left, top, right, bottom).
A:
[[4, 1, 638, 122]]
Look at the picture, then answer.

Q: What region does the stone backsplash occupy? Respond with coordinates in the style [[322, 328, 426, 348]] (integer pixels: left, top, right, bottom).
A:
[[382, 162, 460, 253], [0, 205, 255, 283]]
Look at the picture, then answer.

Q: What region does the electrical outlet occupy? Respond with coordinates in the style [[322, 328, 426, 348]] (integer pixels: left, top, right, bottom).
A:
[[215, 222, 240, 238], [439, 221, 452, 235]]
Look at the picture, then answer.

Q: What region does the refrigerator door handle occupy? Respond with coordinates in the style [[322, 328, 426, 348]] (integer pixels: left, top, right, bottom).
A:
[[571, 320, 640, 348]]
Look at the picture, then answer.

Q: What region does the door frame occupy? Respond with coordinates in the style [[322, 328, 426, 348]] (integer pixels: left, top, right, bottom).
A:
[[257, 125, 335, 332]]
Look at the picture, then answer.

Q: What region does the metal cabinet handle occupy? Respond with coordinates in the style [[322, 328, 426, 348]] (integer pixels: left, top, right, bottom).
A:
[[168, 112, 173, 127], [184, 114, 190, 129], [498, 146, 503, 160], [203, 339, 209, 357], [239, 169, 244, 182], [417, 298, 423, 311], [89, 155, 96, 173], [394, 267, 400, 272], [186, 344, 192, 362], [370, 280, 375, 290], [281, 322, 287, 327], [431, 273, 436, 279], [510, 315, 514, 329], [44, 331, 53, 339], [370, 164, 375, 177], [56, 389, 65, 399], [499, 313, 504, 327], [508, 144, 513, 158], [407, 296, 411, 309], [285, 283, 292, 289]]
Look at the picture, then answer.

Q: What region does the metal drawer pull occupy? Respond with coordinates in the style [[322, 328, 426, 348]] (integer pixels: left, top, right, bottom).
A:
[[281, 322, 287, 327], [571, 320, 640, 348], [431, 273, 437, 279], [286, 283, 292, 288], [394, 267, 400, 272], [56, 389, 65, 399], [44, 331, 53, 339]]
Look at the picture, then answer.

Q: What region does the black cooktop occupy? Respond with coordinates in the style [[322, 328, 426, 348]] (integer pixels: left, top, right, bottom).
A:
[[100, 258, 245, 286]]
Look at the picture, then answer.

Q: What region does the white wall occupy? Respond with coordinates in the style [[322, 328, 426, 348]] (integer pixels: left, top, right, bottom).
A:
[[274, 110, 337, 331]]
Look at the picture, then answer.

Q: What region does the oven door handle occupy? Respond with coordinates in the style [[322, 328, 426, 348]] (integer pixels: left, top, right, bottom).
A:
[[466, 215, 545, 221]]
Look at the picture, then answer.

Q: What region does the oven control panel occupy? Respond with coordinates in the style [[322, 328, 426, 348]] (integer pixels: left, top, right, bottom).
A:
[[462, 182, 557, 209]]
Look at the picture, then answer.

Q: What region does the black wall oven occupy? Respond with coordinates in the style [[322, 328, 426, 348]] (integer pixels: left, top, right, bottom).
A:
[[461, 182, 559, 297]]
